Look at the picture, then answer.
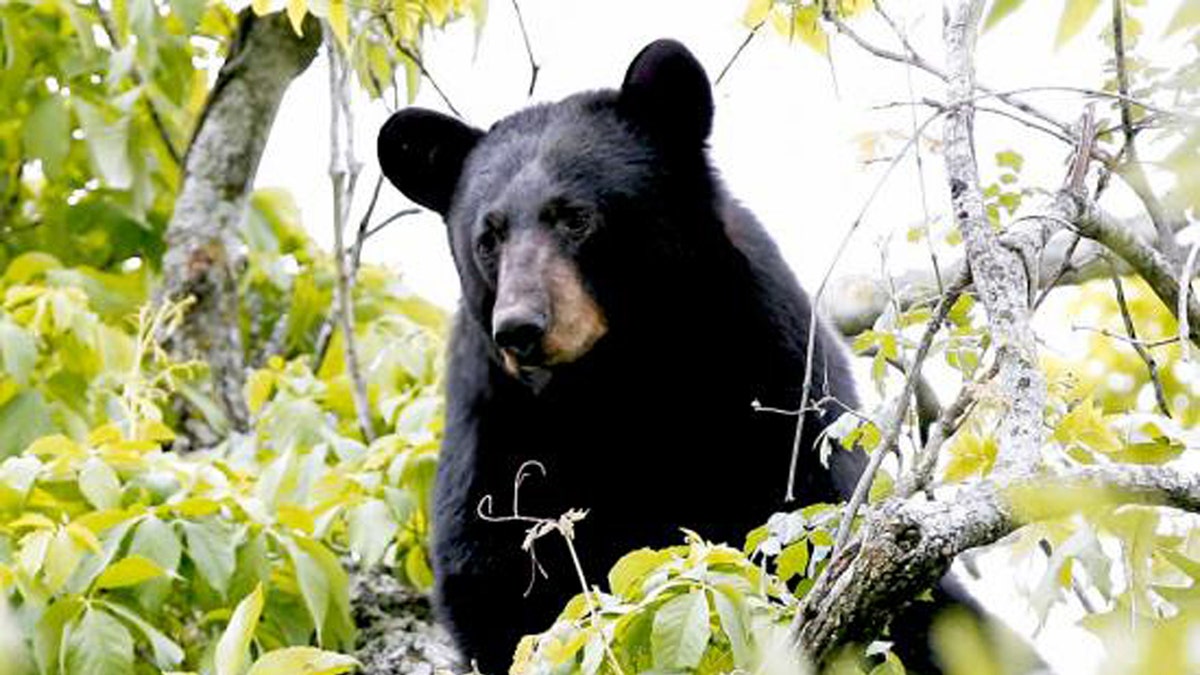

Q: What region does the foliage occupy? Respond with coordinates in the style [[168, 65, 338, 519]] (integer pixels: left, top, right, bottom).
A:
[[0, 230, 445, 673], [510, 532, 806, 675]]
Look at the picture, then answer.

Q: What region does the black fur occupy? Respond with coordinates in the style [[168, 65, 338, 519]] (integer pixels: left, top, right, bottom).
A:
[[379, 39, 866, 673]]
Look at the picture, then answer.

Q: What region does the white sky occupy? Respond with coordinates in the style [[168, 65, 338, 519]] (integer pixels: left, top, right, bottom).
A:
[[257, 3, 1192, 672], [260, 1, 1179, 308]]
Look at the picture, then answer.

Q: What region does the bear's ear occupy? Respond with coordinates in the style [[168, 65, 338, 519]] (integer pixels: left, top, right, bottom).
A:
[[618, 39, 713, 147], [377, 108, 483, 216]]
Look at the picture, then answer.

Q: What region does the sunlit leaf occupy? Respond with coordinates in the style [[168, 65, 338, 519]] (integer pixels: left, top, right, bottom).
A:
[[651, 590, 710, 670], [215, 584, 265, 675]]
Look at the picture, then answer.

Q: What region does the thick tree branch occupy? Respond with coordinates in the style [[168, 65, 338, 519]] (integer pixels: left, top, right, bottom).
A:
[[162, 10, 320, 438], [1074, 199, 1200, 348], [794, 463, 1200, 662], [941, 0, 1043, 476]]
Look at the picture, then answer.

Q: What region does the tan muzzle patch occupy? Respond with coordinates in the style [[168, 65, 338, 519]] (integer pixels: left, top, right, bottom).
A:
[[493, 230, 607, 376], [541, 254, 607, 366]]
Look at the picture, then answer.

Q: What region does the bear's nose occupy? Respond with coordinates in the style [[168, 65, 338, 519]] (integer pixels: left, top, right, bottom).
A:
[[493, 314, 546, 361]]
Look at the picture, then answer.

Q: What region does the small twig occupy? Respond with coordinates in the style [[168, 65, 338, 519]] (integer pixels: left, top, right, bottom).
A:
[[476, 462, 627, 675], [831, 270, 969, 557], [325, 23, 375, 443], [350, 175, 385, 275], [1109, 266, 1171, 417], [1111, 0, 1182, 261], [396, 43, 463, 118], [1180, 240, 1200, 363], [787, 109, 943, 503], [1070, 324, 1180, 349], [715, 21, 765, 86], [899, 357, 998, 498], [508, 0, 540, 97]]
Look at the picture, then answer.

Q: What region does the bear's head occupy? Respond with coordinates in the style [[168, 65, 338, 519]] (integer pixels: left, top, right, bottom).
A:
[[378, 40, 720, 385]]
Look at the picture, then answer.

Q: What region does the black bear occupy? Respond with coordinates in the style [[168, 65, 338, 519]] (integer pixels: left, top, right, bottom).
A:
[[378, 39, 865, 673]]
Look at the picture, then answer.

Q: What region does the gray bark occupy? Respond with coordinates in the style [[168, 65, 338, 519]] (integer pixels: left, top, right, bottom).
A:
[[941, 0, 1044, 476], [794, 464, 1200, 662], [162, 10, 321, 436]]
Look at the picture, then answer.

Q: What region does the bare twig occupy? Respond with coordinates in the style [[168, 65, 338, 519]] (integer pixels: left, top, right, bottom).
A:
[[1073, 199, 1200, 349], [898, 358, 1000, 498], [395, 43, 463, 118], [831, 271, 969, 556], [351, 176, 385, 275], [1180, 240, 1200, 362], [476, 462, 626, 675], [1111, 0, 1182, 261], [787, 110, 943, 502], [508, 0, 540, 97], [325, 26, 376, 443], [715, 21, 765, 87], [1108, 266, 1171, 417], [1070, 324, 1180, 349]]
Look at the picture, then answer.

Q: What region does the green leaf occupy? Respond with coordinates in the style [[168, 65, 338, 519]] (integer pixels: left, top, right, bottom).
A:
[[246, 647, 359, 675], [0, 390, 54, 458], [776, 542, 810, 582], [23, 95, 71, 177], [45, 528, 84, 593], [97, 600, 185, 670], [64, 608, 135, 675], [168, 0, 205, 31], [216, 584, 265, 675], [94, 555, 166, 590], [286, 0, 308, 34], [1053, 398, 1121, 455], [347, 498, 397, 568], [983, 0, 1024, 30], [943, 429, 998, 481], [1056, 0, 1102, 46], [79, 458, 122, 510], [651, 590, 711, 670], [182, 519, 239, 597], [33, 595, 84, 675], [0, 318, 38, 386], [608, 548, 672, 598], [129, 515, 182, 572], [73, 99, 134, 190], [711, 587, 751, 668]]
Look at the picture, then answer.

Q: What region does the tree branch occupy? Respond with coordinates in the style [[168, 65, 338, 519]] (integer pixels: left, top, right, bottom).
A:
[[326, 26, 376, 444], [794, 463, 1200, 663], [162, 9, 320, 439], [941, 0, 1043, 475]]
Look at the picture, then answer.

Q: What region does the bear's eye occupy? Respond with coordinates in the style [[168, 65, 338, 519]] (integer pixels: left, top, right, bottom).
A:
[[475, 213, 506, 261], [475, 229, 500, 259], [554, 208, 595, 239]]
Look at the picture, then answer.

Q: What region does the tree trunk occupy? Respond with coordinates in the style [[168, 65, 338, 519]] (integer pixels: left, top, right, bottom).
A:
[[161, 9, 321, 439]]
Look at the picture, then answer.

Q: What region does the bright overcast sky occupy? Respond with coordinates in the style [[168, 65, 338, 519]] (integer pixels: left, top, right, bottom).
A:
[[259, 1, 1184, 309], [256, 3, 1190, 672]]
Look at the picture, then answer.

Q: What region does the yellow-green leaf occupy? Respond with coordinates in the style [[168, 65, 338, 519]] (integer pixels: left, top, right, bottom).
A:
[[247, 647, 358, 675], [94, 555, 166, 590], [328, 0, 350, 52], [943, 429, 998, 482], [743, 0, 772, 26], [1056, 0, 1101, 46], [286, 0, 307, 35], [215, 584, 265, 675], [983, 0, 1025, 30]]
